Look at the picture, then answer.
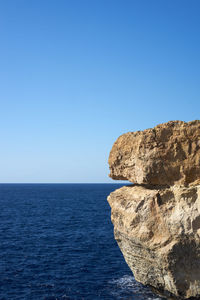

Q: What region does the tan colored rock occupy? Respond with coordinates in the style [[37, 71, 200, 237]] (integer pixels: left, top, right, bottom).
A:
[[108, 184, 200, 298], [107, 120, 200, 298], [108, 120, 200, 186]]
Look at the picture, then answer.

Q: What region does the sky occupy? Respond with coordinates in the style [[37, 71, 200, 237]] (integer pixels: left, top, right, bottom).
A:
[[0, 0, 200, 183]]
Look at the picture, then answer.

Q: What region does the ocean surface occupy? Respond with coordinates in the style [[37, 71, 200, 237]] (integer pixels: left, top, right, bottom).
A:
[[0, 184, 164, 300]]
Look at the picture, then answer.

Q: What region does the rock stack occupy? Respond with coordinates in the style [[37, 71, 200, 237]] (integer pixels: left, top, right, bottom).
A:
[[107, 120, 200, 299]]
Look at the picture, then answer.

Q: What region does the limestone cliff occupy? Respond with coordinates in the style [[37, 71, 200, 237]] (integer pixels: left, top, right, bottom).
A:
[[107, 120, 200, 299]]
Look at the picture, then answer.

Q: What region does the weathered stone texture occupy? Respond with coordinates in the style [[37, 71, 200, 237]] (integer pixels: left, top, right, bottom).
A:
[[107, 120, 200, 298], [108, 185, 200, 298], [109, 120, 200, 186]]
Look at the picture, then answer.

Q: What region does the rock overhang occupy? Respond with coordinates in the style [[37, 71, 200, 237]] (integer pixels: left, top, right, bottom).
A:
[[108, 120, 200, 187]]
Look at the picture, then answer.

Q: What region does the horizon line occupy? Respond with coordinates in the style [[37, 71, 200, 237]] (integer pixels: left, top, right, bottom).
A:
[[0, 182, 128, 184]]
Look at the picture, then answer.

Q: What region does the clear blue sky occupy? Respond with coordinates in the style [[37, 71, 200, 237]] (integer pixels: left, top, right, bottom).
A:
[[0, 0, 200, 183]]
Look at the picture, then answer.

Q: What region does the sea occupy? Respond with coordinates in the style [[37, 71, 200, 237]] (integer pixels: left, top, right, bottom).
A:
[[0, 184, 164, 300]]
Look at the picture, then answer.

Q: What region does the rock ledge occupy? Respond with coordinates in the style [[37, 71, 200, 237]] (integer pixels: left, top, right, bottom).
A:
[[109, 120, 200, 187]]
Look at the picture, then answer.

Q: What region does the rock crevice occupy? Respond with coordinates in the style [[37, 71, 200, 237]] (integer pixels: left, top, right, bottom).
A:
[[107, 120, 200, 299]]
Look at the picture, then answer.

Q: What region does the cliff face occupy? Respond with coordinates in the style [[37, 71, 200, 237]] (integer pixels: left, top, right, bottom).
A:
[[107, 120, 200, 299]]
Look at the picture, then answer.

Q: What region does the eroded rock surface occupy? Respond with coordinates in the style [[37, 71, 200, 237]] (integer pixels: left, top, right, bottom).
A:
[[109, 120, 200, 186], [108, 185, 200, 298], [107, 120, 200, 299]]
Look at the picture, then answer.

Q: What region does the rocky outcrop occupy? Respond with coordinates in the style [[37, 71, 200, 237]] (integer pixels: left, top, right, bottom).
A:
[[109, 120, 200, 186], [107, 120, 200, 299]]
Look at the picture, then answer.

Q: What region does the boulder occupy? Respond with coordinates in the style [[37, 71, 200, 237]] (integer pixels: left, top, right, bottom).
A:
[[108, 120, 200, 186]]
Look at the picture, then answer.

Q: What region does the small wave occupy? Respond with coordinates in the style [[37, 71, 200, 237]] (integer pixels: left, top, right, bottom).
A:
[[108, 275, 163, 300], [109, 275, 136, 288]]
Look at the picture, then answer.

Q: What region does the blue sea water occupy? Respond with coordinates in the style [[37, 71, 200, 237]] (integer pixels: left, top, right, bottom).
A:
[[0, 184, 164, 300]]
